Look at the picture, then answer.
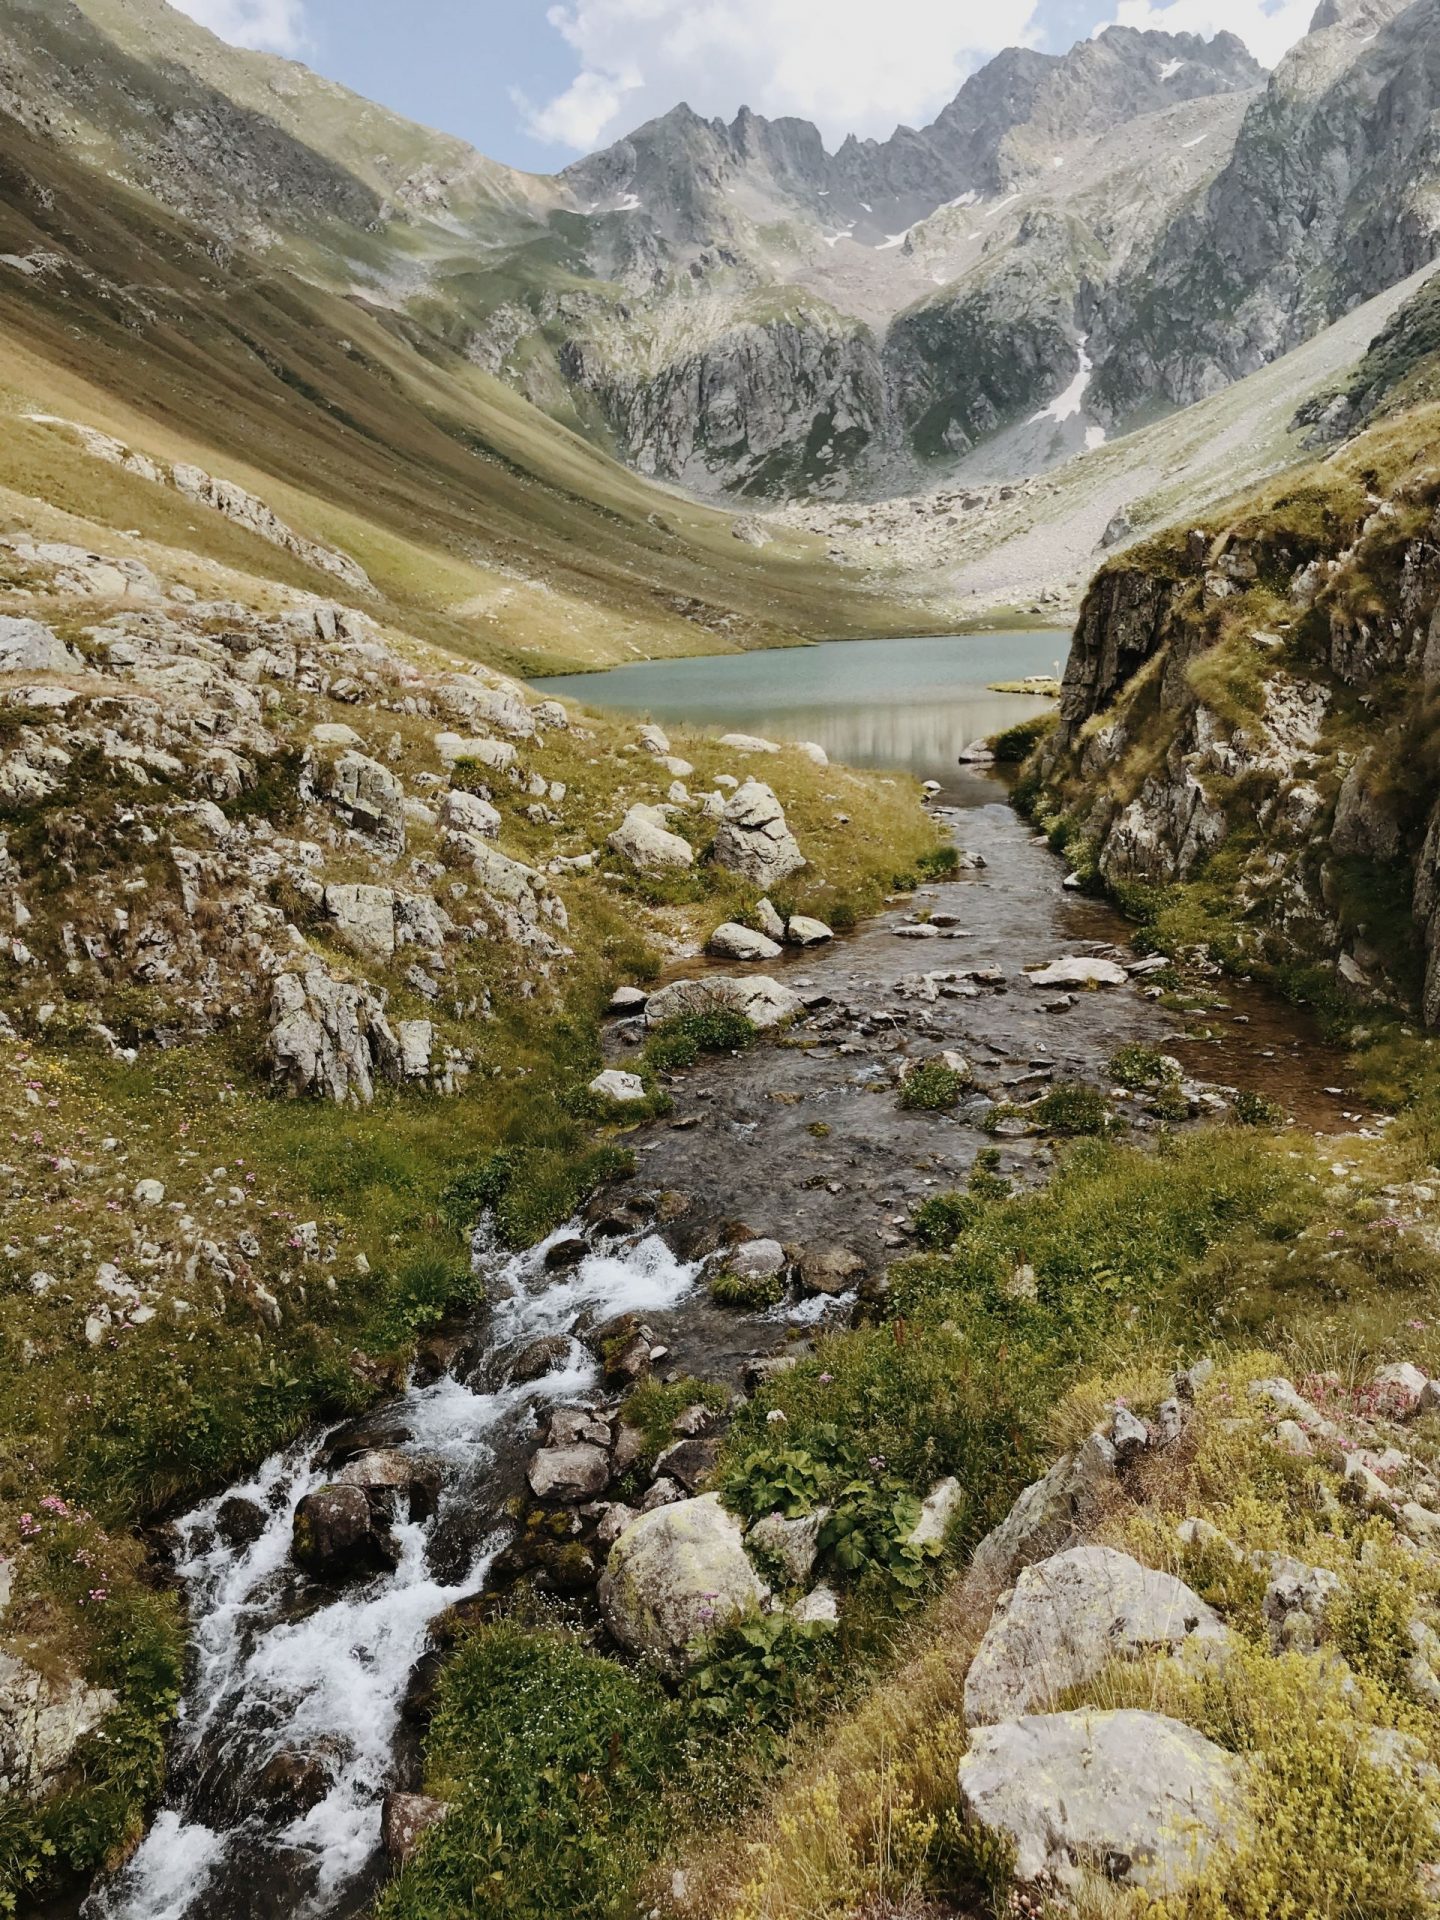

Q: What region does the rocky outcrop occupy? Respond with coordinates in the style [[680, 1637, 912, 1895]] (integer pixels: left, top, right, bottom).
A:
[[0, 1647, 117, 1799], [266, 963, 401, 1106], [608, 804, 695, 873]]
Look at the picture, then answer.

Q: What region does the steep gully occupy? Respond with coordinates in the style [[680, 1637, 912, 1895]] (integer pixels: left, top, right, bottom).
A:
[[73, 747, 1358, 1920]]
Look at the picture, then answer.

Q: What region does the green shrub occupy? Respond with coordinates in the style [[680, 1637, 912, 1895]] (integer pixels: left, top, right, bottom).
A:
[[711, 1268, 786, 1310], [917, 845, 961, 879], [375, 1624, 680, 1920], [644, 1007, 756, 1073], [619, 1378, 729, 1469], [1035, 1082, 1112, 1136], [1233, 1089, 1288, 1128], [684, 1613, 838, 1755], [1108, 1044, 1180, 1091], [898, 1062, 970, 1111], [440, 1143, 635, 1247], [990, 713, 1057, 763], [912, 1192, 984, 1248]]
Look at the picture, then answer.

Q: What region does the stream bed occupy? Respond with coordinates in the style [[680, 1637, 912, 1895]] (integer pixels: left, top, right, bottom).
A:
[[78, 633, 1366, 1920]]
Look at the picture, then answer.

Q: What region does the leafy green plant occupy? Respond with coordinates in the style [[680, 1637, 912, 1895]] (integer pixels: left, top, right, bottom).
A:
[[684, 1612, 837, 1754], [723, 1447, 827, 1520], [818, 1477, 940, 1598], [1233, 1088, 1288, 1127], [1108, 1045, 1180, 1091], [619, 1378, 729, 1469]]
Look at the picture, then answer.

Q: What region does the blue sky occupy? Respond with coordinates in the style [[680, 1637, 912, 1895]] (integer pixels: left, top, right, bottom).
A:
[[176, 0, 1311, 172]]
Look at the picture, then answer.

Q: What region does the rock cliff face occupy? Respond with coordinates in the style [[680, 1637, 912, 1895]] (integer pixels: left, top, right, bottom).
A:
[[1032, 422, 1440, 1021], [1091, 0, 1440, 421]]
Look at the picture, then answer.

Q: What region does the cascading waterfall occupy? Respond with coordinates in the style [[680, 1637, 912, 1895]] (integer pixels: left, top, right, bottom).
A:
[[86, 1226, 701, 1920]]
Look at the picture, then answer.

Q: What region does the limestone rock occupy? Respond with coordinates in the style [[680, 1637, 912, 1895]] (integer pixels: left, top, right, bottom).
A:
[[440, 788, 502, 839], [589, 1068, 647, 1104], [797, 1245, 864, 1295], [324, 883, 397, 961], [1026, 956, 1128, 988], [748, 1508, 826, 1585], [0, 1650, 117, 1798], [755, 897, 787, 941], [608, 804, 695, 873], [708, 921, 783, 962], [718, 732, 780, 753], [0, 616, 78, 674], [786, 914, 833, 946], [334, 1448, 443, 1521], [964, 1546, 1227, 1727], [266, 962, 400, 1105], [319, 751, 405, 854], [599, 1492, 768, 1671], [958, 1708, 1248, 1896], [712, 781, 805, 888]]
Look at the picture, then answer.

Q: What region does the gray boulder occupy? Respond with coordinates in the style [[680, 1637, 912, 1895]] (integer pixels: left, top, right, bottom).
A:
[[712, 781, 805, 888], [599, 1493, 768, 1671], [608, 804, 695, 873], [0, 616, 79, 674], [964, 1546, 1227, 1727], [440, 788, 502, 840], [963, 1432, 1118, 1608], [0, 1650, 117, 1798], [323, 883, 397, 961], [528, 1444, 611, 1500], [644, 975, 802, 1031], [292, 1485, 398, 1578], [708, 921, 783, 962], [266, 962, 400, 1105], [958, 1708, 1248, 1896]]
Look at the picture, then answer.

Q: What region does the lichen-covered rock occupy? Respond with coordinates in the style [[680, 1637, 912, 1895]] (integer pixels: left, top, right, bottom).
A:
[[323, 883, 398, 961], [958, 1708, 1249, 1897], [708, 921, 783, 961], [599, 1492, 768, 1670], [317, 750, 406, 854], [0, 616, 79, 674], [333, 1448, 443, 1521], [712, 780, 805, 887], [291, 1484, 398, 1579], [964, 1546, 1227, 1727], [528, 1443, 611, 1500]]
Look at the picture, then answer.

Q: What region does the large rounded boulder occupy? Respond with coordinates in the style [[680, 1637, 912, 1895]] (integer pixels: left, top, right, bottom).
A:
[[598, 1492, 767, 1671]]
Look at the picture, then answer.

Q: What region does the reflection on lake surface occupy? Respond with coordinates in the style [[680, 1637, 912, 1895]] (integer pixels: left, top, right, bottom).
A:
[[532, 631, 1068, 794]]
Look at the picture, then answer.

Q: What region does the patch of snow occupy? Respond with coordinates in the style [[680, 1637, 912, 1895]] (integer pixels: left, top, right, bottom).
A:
[[613, 193, 642, 212], [1051, 155, 1065, 170], [947, 190, 979, 208], [1182, 132, 1210, 149], [985, 194, 1021, 220], [877, 226, 916, 250], [1160, 58, 1185, 80], [1031, 338, 1095, 426], [1085, 423, 1108, 451]]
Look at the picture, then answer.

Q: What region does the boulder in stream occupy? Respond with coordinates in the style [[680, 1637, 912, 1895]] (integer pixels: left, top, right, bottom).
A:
[[292, 1484, 399, 1579], [382, 1790, 450, 1861]]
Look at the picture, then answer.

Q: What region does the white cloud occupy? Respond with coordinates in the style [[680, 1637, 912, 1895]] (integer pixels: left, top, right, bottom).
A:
[[169, 0, 308, 56], [1105, 0, 1314, 67], [525, 0, 1045, 153]]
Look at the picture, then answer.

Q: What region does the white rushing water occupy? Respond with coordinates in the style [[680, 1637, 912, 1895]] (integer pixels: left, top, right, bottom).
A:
[[88, 1227, 701, 1920]]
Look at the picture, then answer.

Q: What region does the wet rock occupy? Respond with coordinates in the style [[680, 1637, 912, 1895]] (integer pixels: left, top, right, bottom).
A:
[[334, 1449, 443, 1522], [321, 1410, 416, 1466], [528, 1444, 611, 1500], [544, 1236, 590, 1272], [964, 1547, 1227, 1727], [599, 1493, 768, 1671], [508, 1334, 573, 1383], [786, 915, 833, 946], [730, 1238, 787, 1280], [292, 1485, 398, 1579], [653, 1436, 721, 1493], [958, 1709, 1249, 1897], [1026, 956, 1128, 988], [709, 921, 783, 962], [215, 1496, 268, 1550], [382, 1790, 449, 1862], [254, 1747, 333, 1818], [549, 1407, 612, 1449], [797, 1245, 864, 1296], [712, 780, 805, 888], [609, 804, 694, 872]]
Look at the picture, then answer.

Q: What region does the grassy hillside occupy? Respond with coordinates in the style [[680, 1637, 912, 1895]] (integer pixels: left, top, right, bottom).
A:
[[0, 109, 940, 677]]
